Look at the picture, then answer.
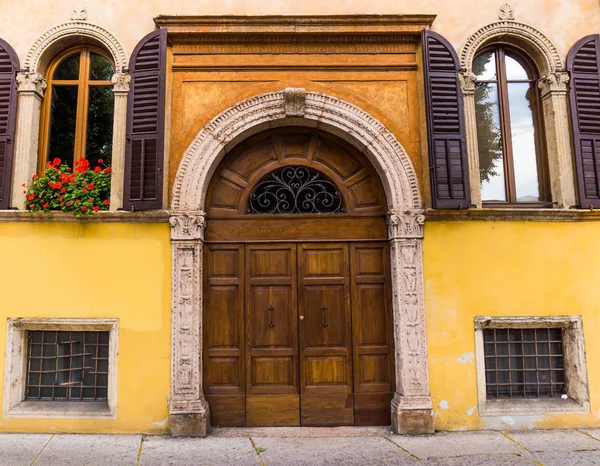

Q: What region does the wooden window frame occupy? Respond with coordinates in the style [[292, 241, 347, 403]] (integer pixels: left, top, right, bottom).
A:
[[38, 45, 115, 171], [475, 46, 551, 208]]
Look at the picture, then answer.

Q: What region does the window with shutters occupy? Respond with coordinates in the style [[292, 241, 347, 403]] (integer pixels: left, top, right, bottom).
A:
[[3, 319, 118, 418], [474, 316, 590, 416], [474, 47, 550, 206], [39, 46, 115, 171]]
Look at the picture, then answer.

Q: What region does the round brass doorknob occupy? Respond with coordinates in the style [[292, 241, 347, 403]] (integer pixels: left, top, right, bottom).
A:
[[299, 315, 304, 320]]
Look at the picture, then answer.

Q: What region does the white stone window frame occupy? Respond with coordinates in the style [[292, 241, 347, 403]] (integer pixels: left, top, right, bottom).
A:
[[474, 316, 590, 416], [11, 20, 130, 211], [3, 318, 118, 419], [459, 17, 576, 209]]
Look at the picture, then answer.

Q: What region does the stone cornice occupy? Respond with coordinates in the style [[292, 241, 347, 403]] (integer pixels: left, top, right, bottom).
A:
[[425, 208, 600, 223], [0, 210, 170, 223]]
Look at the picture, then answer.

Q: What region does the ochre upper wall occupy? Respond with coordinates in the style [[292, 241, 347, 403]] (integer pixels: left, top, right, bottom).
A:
[[0, 0, 598, 62]]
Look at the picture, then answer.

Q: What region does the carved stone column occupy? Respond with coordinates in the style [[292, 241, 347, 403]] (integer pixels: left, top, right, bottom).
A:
[[459, 71, 482, 207], [109, 73, 130, 210], [387, 210, 434, 435], [538, 72, 576, 208], [11, 73, 46, 209], [169, 212, 211, 437]]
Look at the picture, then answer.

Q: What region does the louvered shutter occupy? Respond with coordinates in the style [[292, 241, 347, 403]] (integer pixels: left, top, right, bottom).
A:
[[124, 29, 167, 211], [0, 38, 18, 210], [422, 30, 471, 209], [568, 34, 600, 208]]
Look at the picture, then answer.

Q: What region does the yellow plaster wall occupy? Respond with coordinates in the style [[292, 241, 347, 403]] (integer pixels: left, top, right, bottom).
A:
[[424, 221, 600, 430], [0, 222, 171, 433]]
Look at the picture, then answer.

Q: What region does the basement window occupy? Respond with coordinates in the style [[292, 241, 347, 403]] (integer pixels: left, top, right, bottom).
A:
[[474, 316, 590, 416], [3, 319, 118, 418]]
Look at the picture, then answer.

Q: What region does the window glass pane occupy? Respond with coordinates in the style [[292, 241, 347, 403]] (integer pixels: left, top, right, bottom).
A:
[[474, 51, 497, 81], [89, 52, 114, 81], [505, 55, 530, 81], [86, 86, 114, 167], [475, 82, 506, 201], [53, 52, 80, 80], [48, 86, 78, 167], [508, 82, 542, 201]]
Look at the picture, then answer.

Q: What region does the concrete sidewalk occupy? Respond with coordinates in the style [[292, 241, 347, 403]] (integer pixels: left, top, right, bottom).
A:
[[3, 427, 600, 465]]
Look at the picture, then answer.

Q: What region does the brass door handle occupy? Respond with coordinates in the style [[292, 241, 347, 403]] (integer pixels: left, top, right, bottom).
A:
[[299, 315, 304, 320]]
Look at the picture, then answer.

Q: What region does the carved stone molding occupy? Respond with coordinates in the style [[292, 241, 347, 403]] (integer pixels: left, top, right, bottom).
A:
[[70, 5, 87, 21], [459, 20, 563, 76], [387, 210, 426, 240], [458, 70, 477, 94], [172, 90, 421, 212], [24, 21, 128, 73], [284, 88, 306, 117], [538, 71, 570, 97], [111, 72, 131, 93], [498, 3, 515, 21], [170, 212, 207, 241], [16, 72, 47, 97]]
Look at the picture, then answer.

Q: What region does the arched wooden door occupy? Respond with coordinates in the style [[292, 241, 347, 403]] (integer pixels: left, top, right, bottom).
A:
[[203, 128, 395, 427]]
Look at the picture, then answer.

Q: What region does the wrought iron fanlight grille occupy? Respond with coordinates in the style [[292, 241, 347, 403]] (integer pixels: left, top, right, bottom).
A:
[[247, 166, 345, 214]]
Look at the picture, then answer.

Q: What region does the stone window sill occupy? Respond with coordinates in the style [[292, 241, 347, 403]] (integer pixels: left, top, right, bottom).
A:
[[426, 208, 600, 222], [0, 210, 170, 223], [5, 400, 114, 419], [480, 398, 590, 416]]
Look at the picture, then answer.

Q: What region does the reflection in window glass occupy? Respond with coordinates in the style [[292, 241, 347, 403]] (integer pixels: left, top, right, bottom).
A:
[[52, 53, 80, 80], [475, 82, 506, 201], [48, 86, 78, 167], [508, 82, 540, 201], [86, 86, 114, 167], [505, 55, 530, 81], [89, 53, 114, 81], [473, 51, 496, 81]]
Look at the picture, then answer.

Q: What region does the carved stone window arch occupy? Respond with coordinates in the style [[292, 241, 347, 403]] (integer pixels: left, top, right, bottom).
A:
[[11, 20, 130, 210], [459, 20, 576, 208]]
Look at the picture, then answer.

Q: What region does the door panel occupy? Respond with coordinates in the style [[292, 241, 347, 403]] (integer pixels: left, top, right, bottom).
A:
[[350, 243, 395, 425], [204, 244, 245, 427], [245, 244, 299, 426], [298, 243, 354, 426]]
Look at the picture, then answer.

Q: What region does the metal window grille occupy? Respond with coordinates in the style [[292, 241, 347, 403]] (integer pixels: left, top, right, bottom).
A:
[[25, 330, 109, 401], [483, 328, 565, 399]]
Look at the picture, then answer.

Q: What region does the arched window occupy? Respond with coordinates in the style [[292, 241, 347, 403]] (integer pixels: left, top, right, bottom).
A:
[[40, 46, 115, 169], [473, 46, 549, 205]]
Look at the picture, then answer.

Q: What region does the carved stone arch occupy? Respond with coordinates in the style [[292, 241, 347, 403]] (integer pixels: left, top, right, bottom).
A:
[[458, 21, 576, 209], [172, 90, 421, 213], [459, 20, 563, 77], [169, 89, 433, 437], [24, 21, 128, 74]]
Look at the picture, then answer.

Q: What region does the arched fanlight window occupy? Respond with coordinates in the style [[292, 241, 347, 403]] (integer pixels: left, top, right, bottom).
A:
[[246, 166, 345, 214], [474, 46, 549, 205], [40, 46, 115, 168]]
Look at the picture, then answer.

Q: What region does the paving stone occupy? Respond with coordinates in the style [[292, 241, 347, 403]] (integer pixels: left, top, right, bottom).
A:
[[505, 429, 600, 452], [580, 428, 600, 442], [532, 450, 600, 465], [139, 436, 259, 466], [255, 436, 416, 465], [388, 431, 522, 460], [212, 426, 389, 438], [34, 434, 141, 465], [0, 434, 53, 466], [423, 453, 534, 465]]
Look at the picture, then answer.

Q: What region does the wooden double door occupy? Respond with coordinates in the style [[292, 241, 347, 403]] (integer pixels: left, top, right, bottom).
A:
[[204, 241, 395, 427]]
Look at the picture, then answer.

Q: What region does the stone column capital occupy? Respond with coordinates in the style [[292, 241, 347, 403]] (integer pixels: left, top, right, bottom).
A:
[[16, 72, 46, 98], [387, 210, 426, 240], [459, 70, 477, 95], [111, 72, 131, 94], [170, 212, 207, 241], [538, 71, 570, 97]]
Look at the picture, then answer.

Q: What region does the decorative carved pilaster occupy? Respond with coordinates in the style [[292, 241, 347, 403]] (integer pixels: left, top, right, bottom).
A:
[[108, 73, 131, 210], [170, 212, 210, 436], [459, 70, 482, 207], [387, 210, 433, 434], [284, 87, 306, 117], [538, 71, 570, 98], [16, 72, 46, 98]]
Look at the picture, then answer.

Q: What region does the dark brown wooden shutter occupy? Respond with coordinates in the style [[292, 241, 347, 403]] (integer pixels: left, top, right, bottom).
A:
[[422, 30, 471, 209], [124, 29, 166, 211], [0, 38, 19, 210], [568, 34, 600, 208]]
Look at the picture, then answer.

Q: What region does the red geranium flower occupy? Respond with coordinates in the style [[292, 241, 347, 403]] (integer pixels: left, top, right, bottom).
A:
[[53, 158, 61, 167], [87, 183, 94, 190], [26, 194, 34, 201], [43, 203, 49, 208], [92, 206, 100, 212], [98, 159, 104, 164], [61, 188, 66, 193], [66, 201, 72, 207], [103, 167, 112, 174], [94, 166, 101, 173], [103, 199, 110, 205], [75, 199, 81, 204], [81, 206, 87, 212]]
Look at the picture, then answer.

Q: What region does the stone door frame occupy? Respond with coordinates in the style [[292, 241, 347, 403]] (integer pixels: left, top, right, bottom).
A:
[[169, 89, 433, 436]]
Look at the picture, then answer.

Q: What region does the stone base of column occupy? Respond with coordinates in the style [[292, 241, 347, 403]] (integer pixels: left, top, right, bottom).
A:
[[391, 395, 434, 435], [170, 403, 211, 437]]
